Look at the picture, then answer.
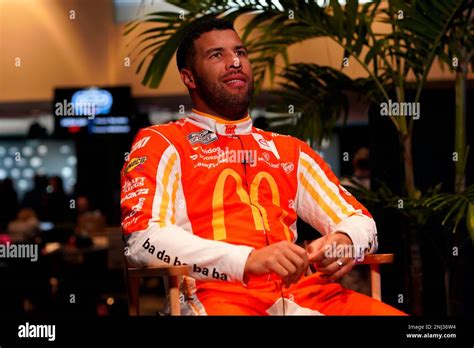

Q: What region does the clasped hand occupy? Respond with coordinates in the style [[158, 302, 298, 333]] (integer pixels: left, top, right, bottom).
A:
[[243, 233, 356, 287]]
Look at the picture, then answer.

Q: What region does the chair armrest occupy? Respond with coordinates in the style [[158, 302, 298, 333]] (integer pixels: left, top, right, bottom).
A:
[[357, 253, 394, 265], [127, 265, 190, 278], [126, 265, 189, 316], [355, 253, 394, 301]]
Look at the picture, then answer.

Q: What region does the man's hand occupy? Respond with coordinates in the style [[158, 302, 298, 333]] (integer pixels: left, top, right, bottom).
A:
[[306, 232, 355, 281], [243, 241, 309, 288]]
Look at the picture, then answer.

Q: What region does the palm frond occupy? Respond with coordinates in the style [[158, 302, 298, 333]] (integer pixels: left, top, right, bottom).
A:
[[422, 184, 474, 235], [265, 63, 377, 144]]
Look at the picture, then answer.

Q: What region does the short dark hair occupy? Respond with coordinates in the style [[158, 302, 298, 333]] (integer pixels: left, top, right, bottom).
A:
[[176, 17, 235, 71]]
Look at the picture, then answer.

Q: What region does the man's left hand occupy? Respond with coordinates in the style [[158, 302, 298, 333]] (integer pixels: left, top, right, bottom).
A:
[[306, 232, 355, 281]]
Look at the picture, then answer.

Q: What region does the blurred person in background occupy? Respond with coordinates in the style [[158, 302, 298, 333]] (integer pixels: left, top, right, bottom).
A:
[[75, 195, 106, 236], [0, 178, 19, 232], [22, 174, 48, 220], [44, 176, 69, 223], [4, 208, 51, 313], [341, 147, 371, 190], [7, 208, 40, 243]]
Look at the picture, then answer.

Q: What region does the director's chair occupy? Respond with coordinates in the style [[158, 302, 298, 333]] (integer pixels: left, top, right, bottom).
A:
[[124, 253, 393, 315], [124, 261, 189, 316], [356, 253, 394, 301]]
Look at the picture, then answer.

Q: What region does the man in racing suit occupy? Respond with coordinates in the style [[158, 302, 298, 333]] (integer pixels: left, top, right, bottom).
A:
[[121, 18, 405, 315]]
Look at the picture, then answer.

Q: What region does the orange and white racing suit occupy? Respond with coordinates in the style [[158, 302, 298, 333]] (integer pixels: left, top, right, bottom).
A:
[[121, 109, 405, 315]]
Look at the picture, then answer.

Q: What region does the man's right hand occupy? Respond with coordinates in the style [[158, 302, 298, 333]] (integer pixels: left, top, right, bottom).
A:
[[243, 241, 309, 288]]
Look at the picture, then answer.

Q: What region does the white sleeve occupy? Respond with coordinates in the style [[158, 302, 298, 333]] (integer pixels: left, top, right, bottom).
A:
[[295, 141, 378, 260], [121, 127, 253, 283]]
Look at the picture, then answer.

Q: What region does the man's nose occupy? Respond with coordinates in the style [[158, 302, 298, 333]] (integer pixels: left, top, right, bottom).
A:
[[226, 53, 241, 70]]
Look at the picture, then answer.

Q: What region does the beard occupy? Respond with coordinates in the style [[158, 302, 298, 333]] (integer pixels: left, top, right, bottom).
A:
[[193, 70, 253, 120]]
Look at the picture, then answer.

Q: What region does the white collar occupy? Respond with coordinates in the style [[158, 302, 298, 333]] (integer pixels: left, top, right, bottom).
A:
[[187, 109, 253, 135]]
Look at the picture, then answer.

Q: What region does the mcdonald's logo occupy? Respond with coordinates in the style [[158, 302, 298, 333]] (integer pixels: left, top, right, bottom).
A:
[[212, 169, 292, 242]]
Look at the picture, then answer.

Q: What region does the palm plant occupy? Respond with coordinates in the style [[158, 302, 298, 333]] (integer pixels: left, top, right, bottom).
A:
[[125, 0, 472, 314], [267, 64, 378, 145], [435, 0, 473, 194], [349, 179, 474, 315], [420, 0, 474, 314]]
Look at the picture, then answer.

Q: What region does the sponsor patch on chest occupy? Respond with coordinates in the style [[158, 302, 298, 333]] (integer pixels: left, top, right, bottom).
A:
[[187, 130, 218, 145]]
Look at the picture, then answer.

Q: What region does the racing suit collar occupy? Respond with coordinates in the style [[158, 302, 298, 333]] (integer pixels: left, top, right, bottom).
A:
[[188, 108, 253, 135]]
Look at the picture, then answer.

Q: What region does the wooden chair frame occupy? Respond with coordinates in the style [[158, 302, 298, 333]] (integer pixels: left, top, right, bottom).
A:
[[357, 253, 394, 301], [124, 253, 393, 315], [124, 263, 189, 316]]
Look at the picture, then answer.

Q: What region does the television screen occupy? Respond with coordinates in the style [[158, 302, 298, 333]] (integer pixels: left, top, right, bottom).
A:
[[53, 86, 132, 136]]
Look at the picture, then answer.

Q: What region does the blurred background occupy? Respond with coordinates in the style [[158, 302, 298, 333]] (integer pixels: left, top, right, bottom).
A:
[[0, 0, 472, 316]]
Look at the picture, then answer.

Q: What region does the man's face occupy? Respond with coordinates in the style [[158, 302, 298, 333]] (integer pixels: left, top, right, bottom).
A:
[[183, 29, 254, 119]]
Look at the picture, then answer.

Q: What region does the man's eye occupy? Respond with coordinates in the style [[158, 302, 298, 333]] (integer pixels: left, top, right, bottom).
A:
[[210, 52, 221, 58], [236, 50, 247, 56]]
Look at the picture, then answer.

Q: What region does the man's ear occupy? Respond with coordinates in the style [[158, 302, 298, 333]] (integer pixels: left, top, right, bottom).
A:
[[180, 68, 196, 89]]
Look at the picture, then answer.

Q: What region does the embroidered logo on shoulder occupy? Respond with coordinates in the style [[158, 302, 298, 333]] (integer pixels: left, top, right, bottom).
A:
[[187, 130, 218, 145], [123, 157, 147, 174], [130, 136, 151, 155]]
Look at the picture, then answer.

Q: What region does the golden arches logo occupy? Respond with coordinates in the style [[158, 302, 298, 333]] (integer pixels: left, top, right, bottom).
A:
[[212, 169, 292, 241]]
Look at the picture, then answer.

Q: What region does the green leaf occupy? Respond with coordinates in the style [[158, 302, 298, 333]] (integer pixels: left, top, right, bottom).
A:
[[141, 21, 191, 88], [467, 203, 474, 242], [345, 0, 358, 40], [241, 11, 278, 43], [330, 0, 344, 40]]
